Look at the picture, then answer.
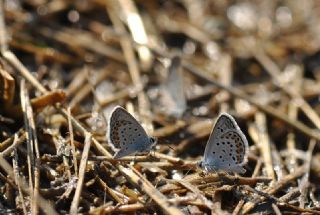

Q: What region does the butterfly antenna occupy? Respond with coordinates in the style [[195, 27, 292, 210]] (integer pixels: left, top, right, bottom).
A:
[[181, 163, 197, 180], [161, 138, 176, 151], [167, 145, 175, 150], [183, 168, 192, 179]]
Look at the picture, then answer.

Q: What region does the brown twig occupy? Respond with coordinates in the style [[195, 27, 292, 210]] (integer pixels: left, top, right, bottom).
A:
[[298, 139, 316, 208], [20, 80, 37, 214], [118, 0, 153, 71], [67, 107, 78, 176], [254, 112, 275, 180], [0, 129, 25, 157], [12, 134, 27, 215], [70, 133, 92, 215]]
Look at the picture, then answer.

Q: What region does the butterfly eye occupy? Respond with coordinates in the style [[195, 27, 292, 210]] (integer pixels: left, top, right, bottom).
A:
[[197, 161, 203, 168], [149, 137, 156, 143]]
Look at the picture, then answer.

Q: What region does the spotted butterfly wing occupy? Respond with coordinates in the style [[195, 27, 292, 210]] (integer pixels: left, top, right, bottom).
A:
[[107, 106, 156, 159], [202, 113, 248, 174]]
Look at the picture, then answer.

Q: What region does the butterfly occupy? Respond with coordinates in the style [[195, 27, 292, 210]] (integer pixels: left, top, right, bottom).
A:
[[198, 113, 249, 174], [107, 106, 157, 159], [158, 55, 187, 117]]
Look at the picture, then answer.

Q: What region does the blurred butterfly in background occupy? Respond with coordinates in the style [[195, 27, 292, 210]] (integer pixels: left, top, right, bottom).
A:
[[158, 55, 187, 118], [198, 113, 249, 174], [107, 106, 157, 159]]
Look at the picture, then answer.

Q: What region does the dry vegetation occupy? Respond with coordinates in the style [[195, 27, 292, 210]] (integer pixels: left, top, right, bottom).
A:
[[1, 0, 320, 214]]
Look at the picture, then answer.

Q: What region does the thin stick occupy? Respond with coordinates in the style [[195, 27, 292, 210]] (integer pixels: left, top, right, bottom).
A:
[[286, 99, 299, 173], [118, 0, 153, 70], [12, 134, 27, 215], [272, 203, 282, 215], [70, 133, 92, 215], [299, 139, 316, 208], [0, 131, 26, 157], [20, 80, 35, 214], [0, 0, 7, 52], [254, 112, 275, 180], [4, 51, 47, 93], [25, 82, 41, 215], [68, 107, 78, 176], [232, 200, 245, 215]]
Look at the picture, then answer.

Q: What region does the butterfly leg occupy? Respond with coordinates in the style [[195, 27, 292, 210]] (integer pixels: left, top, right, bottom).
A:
[[151, 149, 156, 157], [133, 152, 137, 164], [128, 152, 138, 165], [199, 171, 206, 178], [207, 164, 218, 175], [220, 170, 231, 177], [144, 149, 155, 158]]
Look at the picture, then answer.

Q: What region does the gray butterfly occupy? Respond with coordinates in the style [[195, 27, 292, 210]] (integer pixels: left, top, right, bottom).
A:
[[198, 113, 249, 174], [107, 106, 157, 159], [159, 56, 187, 117]]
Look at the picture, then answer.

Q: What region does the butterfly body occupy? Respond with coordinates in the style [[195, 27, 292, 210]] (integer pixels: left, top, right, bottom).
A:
[[107, 106, 157, 159], [200, 113, 248, 174]]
